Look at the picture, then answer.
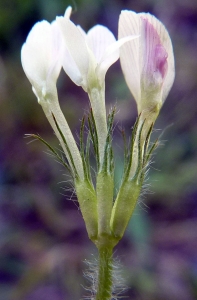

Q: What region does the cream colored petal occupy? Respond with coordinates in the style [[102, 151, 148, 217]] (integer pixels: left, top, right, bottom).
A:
[[139, 13, 175, 102], [118, 10, 141, 104], [56, 17, 89, 84]]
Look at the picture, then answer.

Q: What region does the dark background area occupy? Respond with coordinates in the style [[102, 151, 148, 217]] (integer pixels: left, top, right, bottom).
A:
[[0, 0, 197, 299]]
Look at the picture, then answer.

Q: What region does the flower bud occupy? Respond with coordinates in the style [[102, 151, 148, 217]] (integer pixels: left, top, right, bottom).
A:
[[119, 10, 175, 123]]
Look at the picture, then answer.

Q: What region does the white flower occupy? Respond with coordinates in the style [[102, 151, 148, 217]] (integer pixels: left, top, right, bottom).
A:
[[56, 12, 138, 165], [119, 10, 175, 114], [21, 17, 64, 103], [56, 15, 136, 92], [21, 7, 84, 180]]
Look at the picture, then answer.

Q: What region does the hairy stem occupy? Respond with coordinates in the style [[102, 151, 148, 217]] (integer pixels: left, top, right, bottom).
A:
[[96, 247, 113, 300]]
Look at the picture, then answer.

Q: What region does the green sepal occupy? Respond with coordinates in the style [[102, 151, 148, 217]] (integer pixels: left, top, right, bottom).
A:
[[75, 179, 98, 241], [96, 172, 114, 236], [88, 109, 100, 169], [122, 115, 141, 181], [132, 118, 146, 181], [145, 138, 158, 166], [100, 107, 115, 174], [80, 115, 91, 182], [120, 128, 128, 176], [85, 132, 91, 180], [110, 179, 141, 240], [110, 118, 158, 239]]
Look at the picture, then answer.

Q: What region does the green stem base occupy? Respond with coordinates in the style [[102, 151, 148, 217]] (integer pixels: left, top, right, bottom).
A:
[[96, 247, 113, 300]]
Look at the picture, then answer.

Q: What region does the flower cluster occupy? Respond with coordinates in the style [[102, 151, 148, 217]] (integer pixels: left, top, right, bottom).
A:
[[21, 7, 174, 248]]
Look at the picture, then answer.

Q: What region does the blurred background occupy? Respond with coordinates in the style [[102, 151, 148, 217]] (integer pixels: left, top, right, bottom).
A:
[[0, 0, 197, 299]]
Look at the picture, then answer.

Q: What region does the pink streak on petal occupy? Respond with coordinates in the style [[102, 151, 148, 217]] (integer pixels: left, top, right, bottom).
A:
[[141, 17, 168, 83], [155, 44, 168, 79]]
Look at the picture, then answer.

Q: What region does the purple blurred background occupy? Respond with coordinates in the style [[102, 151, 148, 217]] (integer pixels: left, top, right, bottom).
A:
[[0, 0, 197, 299]]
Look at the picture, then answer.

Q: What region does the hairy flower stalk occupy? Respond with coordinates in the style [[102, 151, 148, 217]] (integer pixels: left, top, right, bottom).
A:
[[96, 247, 113, 300], [21, 6, 175, 300]]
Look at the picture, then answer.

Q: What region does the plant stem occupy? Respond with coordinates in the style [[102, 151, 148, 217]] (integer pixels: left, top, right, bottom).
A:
[[96, 247, 113, 300], [88, 87, 108, 166]]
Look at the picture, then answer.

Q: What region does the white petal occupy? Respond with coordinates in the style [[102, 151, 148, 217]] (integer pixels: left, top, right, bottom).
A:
[[77, 25, 86, 37], [86, 25, 117, 84], [64, 6, 72, 18], [21, 20, 62, 97], [101, 35, 139, 62], [21, 21, 51, 88], [56, 17, 89, 84], [86, 25, 134, 85], [62, 47, 83, 86], [53, 18, 83, 86], [139, 13, 175, 102], [118, 11, 141, 104], [86, 25, 116, 63], [47, 21, 64, 83], [98, 35, 139, 84]]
